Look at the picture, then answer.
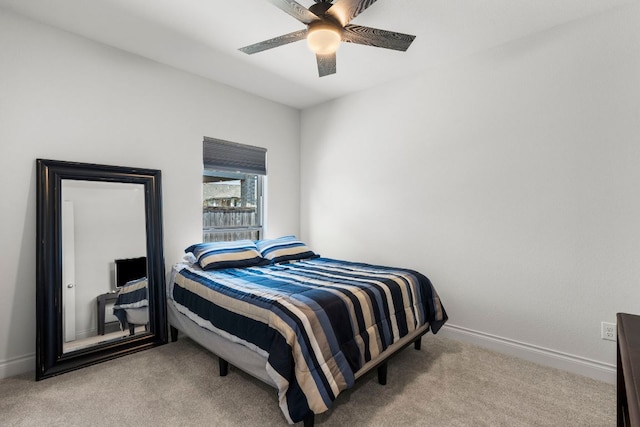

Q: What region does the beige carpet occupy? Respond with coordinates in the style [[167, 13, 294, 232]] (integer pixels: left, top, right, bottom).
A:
[[0, 335, 614, 426]]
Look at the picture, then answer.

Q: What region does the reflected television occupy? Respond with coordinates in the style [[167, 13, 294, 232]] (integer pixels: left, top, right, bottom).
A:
[[114, 256, 147, 289]]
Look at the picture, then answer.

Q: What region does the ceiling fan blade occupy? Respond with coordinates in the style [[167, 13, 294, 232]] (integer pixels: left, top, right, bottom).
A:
[[327, 0, 378, 26], [316, 52, 336, 77], [342, 24, 415, 51], [268, 0, 319, 24], [239, 29, 308, 55]]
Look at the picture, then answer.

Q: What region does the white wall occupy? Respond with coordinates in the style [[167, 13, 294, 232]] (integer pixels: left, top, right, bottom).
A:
[[300, 3, 640, 382], [0, 9, 300, 377]]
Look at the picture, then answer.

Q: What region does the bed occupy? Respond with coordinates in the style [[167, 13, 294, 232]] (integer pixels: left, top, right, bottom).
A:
[[167, 237, 447, 425], [112, 277, 149, 335]]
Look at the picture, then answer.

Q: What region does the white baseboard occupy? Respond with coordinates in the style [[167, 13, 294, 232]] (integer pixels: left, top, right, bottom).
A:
[[439, 323, 616, 384], [1, 326, 616, 384], [0, 353, 35, 380]]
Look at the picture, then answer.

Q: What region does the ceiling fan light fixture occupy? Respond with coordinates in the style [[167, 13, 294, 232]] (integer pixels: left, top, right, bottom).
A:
[[307, 23, 341, 55]]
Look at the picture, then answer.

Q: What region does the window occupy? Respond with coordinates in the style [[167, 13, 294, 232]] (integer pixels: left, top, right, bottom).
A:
[[203, 171, 262, 242], [202, 137, 266, 242]]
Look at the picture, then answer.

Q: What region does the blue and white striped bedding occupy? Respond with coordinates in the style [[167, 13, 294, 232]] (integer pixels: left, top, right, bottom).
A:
[[113, 278, 148, 330], [170, 258, 447, 424]]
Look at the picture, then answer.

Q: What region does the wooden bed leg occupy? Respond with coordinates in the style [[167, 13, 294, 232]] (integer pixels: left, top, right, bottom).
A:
[[302, 412, 314, 427], [170, 325, 178, 342], [414, 336, 422, 350], [377, 361, 388, 386], [219, 357, 229, 377]]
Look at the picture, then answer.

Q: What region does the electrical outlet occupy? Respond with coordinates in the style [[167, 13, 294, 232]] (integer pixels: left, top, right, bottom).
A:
[[601, 322, 616, 341]]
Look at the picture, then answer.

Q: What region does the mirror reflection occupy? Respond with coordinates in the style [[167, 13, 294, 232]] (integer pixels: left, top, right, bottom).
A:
[[61, 180, 148, 353]]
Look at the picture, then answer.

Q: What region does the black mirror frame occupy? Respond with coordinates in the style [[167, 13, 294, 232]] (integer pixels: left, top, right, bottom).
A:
[[36, 159, 167, 380]]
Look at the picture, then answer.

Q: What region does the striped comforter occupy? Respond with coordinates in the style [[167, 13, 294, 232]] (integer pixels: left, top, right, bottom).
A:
[[113, 278, 148, 330], [171, 258, 447, 424]]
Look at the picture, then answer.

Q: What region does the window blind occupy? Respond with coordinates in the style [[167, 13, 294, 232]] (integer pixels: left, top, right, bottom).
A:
[[203, 137, 267, 175]]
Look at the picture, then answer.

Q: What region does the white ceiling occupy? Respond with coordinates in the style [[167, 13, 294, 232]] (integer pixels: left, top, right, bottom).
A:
[[0, 0, 634, 109]]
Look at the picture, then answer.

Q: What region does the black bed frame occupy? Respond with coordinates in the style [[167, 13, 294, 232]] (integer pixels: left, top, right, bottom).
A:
[[170, 325, 427, 426]]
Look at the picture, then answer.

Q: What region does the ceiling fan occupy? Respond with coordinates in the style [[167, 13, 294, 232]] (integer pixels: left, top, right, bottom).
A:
[[239, 0, 416, 77]]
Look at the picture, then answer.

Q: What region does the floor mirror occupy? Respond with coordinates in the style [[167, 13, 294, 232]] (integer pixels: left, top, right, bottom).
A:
[[36, 159, 167, 380]]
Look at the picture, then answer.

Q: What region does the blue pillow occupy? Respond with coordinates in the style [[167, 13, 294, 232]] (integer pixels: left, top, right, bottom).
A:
[[256, 236, 319, 264], [185, 240, 268, 270]]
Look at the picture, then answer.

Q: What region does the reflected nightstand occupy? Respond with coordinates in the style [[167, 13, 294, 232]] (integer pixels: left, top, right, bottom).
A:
[[96, 292, 119, 335]]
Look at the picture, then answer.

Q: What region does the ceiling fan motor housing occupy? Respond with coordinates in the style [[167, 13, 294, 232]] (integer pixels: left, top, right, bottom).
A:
[[308, 1, 334, 17]]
